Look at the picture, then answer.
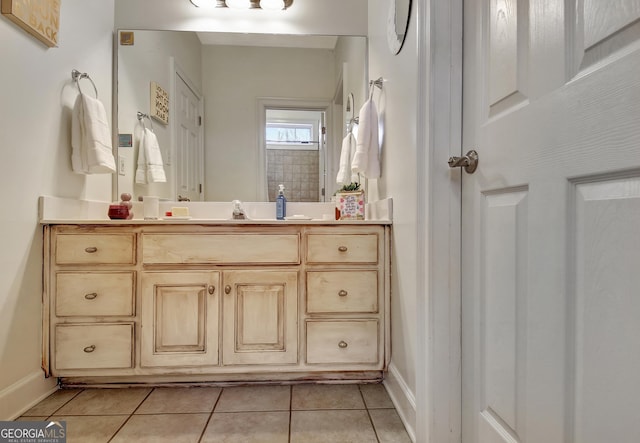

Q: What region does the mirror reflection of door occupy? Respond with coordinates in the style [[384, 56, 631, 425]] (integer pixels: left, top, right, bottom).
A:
[[264, 109, 326, 202], [175, 69, 204, 202]]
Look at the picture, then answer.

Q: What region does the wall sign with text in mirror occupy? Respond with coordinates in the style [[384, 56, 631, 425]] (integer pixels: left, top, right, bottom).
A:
[[150, 81, 169, 125]]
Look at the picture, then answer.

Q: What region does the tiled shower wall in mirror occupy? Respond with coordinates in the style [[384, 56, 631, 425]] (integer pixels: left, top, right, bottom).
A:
[[267, 149, 319, 202]]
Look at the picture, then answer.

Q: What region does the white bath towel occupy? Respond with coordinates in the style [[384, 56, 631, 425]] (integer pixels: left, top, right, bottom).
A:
[[336, 132, 359, 185], [135, 128, 167, 184], [351, 94, 380, 179], [71, 94, 116, 174]]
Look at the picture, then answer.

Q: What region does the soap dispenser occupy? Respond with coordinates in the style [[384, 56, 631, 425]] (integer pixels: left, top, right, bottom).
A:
[[276, 184, 287, 220]]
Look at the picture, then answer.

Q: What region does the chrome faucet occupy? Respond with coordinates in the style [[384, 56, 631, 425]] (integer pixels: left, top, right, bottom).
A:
[[178, 195, 191, 202]]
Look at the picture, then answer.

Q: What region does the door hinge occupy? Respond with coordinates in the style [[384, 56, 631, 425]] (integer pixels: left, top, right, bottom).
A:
[[198, 116, 202, 126], [199, 184, 202, 193], [321, 126, 326, 135]]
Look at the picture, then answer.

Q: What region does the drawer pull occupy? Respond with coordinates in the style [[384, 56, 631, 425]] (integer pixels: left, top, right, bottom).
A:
[[338, 246, 348, 252], [338, 340, 348, 349], [208, 285, 215, 295], [338, 290, 348, 297], [225, 285, 232, 295], [83, 345, 96, 353], [84, 292, 98, 300], [84, 246, 98, 253]]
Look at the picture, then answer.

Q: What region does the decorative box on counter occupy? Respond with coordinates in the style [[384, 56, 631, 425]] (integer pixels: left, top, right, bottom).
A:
[[336, 190, 365, 220]]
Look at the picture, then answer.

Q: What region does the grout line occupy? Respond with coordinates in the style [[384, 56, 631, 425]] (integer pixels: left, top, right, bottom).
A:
[[40, 387, 85, 418], [106, 387, 155, 443], [197, 386, 224, 443], [199, 388, 223, 442], [359, 385, 382, 443]]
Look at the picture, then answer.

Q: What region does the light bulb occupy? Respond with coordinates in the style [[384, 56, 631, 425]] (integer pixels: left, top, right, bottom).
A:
[[260, 0, 285, 10], [225, 0, 251, 8], [189, 0, 216, 7]]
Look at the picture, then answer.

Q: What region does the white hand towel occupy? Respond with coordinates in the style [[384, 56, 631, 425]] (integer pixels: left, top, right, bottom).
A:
[[71, 94, 116, 174], [352, 95, 380, 179], [136, 128, 167, 184], [336, 132, 358, 185], [71, 95, 86, 173]]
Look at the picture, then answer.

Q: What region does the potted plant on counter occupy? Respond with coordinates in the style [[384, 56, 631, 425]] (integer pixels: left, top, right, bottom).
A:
[[335, 182, 365, 220]]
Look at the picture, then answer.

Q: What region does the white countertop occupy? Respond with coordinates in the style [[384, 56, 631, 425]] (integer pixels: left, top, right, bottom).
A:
[[38, 196, 393, 225]]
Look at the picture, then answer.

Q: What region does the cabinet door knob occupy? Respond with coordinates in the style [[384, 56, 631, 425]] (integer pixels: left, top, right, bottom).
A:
[[208, 285, 215, 295], [338, 246, 348, 252], [225, 285, 231, 294], [84, 246, 98, 253], [338, 341, 348, 349], [84, 292, 98, 300], [338, 290, 348, 297], [83, 345, 96, 353]]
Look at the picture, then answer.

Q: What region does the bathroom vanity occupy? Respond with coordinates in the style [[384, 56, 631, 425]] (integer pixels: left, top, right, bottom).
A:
[[41, 216, 391, 385]]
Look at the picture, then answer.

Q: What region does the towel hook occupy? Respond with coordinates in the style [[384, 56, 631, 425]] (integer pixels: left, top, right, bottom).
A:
[[71, 69, 98, 99], [137, 112, 154, 132]]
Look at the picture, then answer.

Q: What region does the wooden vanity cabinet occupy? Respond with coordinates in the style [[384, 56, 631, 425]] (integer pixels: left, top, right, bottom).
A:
[[46, 227, 137, 376], [303, 229, 387, 370], [43, 223, 390, 383], [140, 271, 219, 368]]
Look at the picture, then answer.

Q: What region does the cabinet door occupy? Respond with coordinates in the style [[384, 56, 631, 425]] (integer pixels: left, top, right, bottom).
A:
[[141, 272, 219, 367], [222, 270, 298, 365]]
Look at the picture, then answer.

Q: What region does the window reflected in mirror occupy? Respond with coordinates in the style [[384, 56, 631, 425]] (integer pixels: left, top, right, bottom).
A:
[[265, 109, 325, 202]]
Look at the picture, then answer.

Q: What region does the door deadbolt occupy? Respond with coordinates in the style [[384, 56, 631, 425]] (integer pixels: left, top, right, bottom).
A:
[[448, 150, 479, 174]]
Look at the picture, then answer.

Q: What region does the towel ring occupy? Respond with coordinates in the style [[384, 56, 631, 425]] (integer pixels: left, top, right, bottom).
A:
[[137, 112, 154, 132], [71, 69, 98, 99], [369, 77, 384, 90]]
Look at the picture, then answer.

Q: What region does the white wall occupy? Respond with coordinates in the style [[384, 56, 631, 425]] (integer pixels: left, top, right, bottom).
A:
[[201, 45, 335, 201], [0, 0, 115, 419], [117, 30, 202, 201], [334, 36, 368, 121], [367, 0, 420, 438]]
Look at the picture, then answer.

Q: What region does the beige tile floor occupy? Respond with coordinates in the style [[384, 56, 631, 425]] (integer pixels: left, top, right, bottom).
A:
[[16, 383, 411, 443]]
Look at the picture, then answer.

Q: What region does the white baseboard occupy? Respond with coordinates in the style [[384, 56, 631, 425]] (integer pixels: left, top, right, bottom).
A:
[[383, 363, 417, 442], [0, 371, 58, 420]]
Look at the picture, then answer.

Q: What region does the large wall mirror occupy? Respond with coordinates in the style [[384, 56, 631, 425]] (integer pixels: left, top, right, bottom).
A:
[[115, 30, 367, 203]]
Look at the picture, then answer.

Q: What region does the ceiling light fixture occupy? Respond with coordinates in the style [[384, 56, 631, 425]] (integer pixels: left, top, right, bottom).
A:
[[189, 0, 292, 9]]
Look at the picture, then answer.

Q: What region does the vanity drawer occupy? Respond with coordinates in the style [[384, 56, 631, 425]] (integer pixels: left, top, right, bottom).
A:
[[55, 234, 136, 265], [306, 320, 379, 365], [54, 323, 134, 370], [306, 234, 378, 264], [306, 271, 378, 314], [55, 272, 135, 317], [143, 234, 300, 264]]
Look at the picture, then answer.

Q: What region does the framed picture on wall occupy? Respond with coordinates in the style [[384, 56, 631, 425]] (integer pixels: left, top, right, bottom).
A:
[[1, 0, 60, 47]]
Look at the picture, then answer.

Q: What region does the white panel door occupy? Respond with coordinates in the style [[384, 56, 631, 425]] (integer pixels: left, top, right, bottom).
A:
[[461, 1, 640, 442], [175, 71, 203, 202]]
